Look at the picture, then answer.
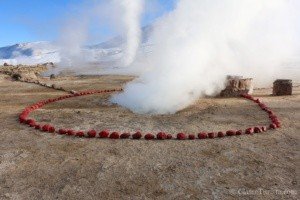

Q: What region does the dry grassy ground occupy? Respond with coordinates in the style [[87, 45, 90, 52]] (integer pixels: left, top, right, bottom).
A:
[[0, 74, 299, 200]]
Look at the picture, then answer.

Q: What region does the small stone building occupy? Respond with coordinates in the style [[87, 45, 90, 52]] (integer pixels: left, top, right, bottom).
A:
[[273, 79, 292, 96], [220, 75, 253, 97]]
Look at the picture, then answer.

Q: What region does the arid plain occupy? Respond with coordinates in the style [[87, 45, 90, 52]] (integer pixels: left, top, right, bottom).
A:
[[0, 73, 299, 200]]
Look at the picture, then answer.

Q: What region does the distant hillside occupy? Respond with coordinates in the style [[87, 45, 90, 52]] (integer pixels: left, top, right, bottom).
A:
[[0, 26, 153, 65]]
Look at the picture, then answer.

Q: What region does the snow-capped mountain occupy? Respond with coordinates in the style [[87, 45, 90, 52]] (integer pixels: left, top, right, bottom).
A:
[[0, 26, 153, 66], [0, 41, 60, 65]]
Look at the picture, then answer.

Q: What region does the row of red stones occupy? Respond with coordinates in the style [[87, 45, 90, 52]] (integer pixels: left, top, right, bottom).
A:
[[18, 90, 281, 140]]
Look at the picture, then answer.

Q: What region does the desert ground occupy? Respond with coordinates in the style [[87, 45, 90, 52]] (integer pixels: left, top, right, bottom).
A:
[[0, 72, 299, 200]]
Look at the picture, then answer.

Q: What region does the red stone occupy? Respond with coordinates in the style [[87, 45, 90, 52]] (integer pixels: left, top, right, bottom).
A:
[[26, 119, 35, 125], [254, 127, 262, 133], [226, 130, 236, 136], [87, 130, 97, 138], [188, 134, 196, 140], [177, 133, 186, 140], [275, 123, 281, 128], [198, 132, 207, 139], [66, 130, 75, 135], [132, 132, 142, 139], [35, 125, 41, 130], [269, 123, 277, 129], [259, 103, 266, 109], [49, 126, 55, 133], [42, 125, 50, 132], [99, 130, 110, 138], [120, 133, 131, 139], [269, 114, 277, 120], [261, 126, 267, 132], [245, 128, 254, 134], [254, 99, 261, 103], [274, 119, 280, 124], [76, 131, 85, 137], [157, 132, 167, 140], [19, 117, 26, 124], [109, 132, 120, 139], [145, 133, 155, 140], [267, 110, 274, 115], [217, 132, 225, 137], [58, 129, 66, 135], [236, 130, 243, 135], [208, 132, 215, 139], [29, 121, 36, 127], [166, 134, 173, 139]]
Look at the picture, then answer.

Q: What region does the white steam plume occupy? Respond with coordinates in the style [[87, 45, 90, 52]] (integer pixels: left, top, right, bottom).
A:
[[114, 0, 144, 66], [58, 18, 89, 67], [112, 0, 300, 114], [57, 0, 144, 68]]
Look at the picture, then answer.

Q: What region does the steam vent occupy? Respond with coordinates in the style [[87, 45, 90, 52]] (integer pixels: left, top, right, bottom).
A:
[[273, 79, 293, 96], [220, 75, 253, 97]]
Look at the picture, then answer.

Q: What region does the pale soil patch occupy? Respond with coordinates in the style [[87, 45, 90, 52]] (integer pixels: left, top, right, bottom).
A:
[[0, 74, 299, 200]]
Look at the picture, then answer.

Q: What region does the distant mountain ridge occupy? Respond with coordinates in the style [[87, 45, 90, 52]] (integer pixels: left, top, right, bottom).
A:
[[0, 44, 33, 59], [0, 26, 153, 65]]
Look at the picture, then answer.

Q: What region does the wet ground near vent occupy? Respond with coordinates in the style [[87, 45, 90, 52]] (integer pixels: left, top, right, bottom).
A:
[[0, 74, 299, 200]]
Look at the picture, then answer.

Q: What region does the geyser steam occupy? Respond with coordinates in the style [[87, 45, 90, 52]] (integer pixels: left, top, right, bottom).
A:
[[112, 0, 300, 114], [115, 0, 144, 66], [57, 0, 144, 68]]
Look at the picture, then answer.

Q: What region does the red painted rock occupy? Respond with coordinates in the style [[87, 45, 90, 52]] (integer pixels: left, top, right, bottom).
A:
[[245, 128, 254, 134], [26, 119, 35, 125], [132, 132, 142, 139], [208, 132, 215, 139], [226, 130, 236, 136], [145, 133, 155, 140], [30, 105, 37, 110], [42, 125, 50, 132], [265, 108, 271, 113], [267, 110, 274, 115], [188, 134, 196, 140], [275, 123, 281, 128], [87, 130, 97, 138], [157, 132, 167, 140], [261, 126, 267, 132], [273, 119, 281, 126], [76, 131, 85, 137], [198, 132, 207, 139], [259, 103, 266, 109], [166, 134, 173, 139], [236, 130, 243, 135], [29, 121, 36, 127], [66, 130, 75, 136], [35, 125, 41, 130], [269, 123, 277, 129], [20, 118, 27, 124], [269, 114, 277, 120], [177, 133, 186, 140], [19, 116, 26, 123], [255, 99, 261, 103], [99, 130, 110, 138], [49, 126, 55, 133], [109, 132, 120, 139], [254, 127, 262, 133], [217, 132, 225, 137], [22, 113, 29, 118], [58, 129, 66, 135], [120, 133, 131, 139]]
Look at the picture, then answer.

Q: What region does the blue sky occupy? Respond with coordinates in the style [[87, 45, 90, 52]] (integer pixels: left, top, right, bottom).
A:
[[0, 0, 176, 47]]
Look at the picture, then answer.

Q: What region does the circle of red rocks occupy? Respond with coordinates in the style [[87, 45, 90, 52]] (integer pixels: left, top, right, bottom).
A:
[[18, 90, 281, 140]]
